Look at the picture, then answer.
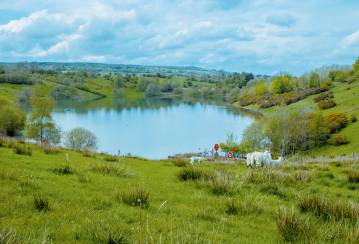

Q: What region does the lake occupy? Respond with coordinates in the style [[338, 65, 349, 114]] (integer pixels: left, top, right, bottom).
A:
[[52, 98, 254, 159]]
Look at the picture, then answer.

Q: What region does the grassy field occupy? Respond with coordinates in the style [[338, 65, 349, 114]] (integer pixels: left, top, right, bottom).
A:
[[238, 81, 359, 156], [1, 141, 358, 243]]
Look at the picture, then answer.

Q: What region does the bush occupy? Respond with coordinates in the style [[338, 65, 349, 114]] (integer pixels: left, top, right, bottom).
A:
[[54, 165, 73, 175], [325, 113, 348, 133], [313, 92, 334, 103], [64, 127, 97, 151], [276, 207, 313, 243], [225, 198, 263, 216], [92, 165, 133, 177], [208, 174, 237, 195], [172, 158, 188, 167], [104, 155, 119, 162], [33, 195, 50, 211], [328, 133, 349, 146], [118, 187, 149, 209], [177, 167, 214, 181], [318, 99, 336, 110], [298, 194, 359, 222], [350, 114, 357, 123], [13, 143, 32, 156], [347, 171, 359, 183], [42, 144, 61, 154], [82, 150, 96, 158], [260, 184, 287, 199]]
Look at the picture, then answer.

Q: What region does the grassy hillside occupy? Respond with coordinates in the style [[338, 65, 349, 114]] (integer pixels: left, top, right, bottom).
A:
[[1, 141, 358, 243], [238, 81, 359, 156]]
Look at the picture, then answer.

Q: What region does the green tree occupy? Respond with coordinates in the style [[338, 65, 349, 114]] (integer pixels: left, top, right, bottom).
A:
[[27, 87, 60, 144], [270, 75, 293, 94], [307, 72, 321, 88], [64, 127, 97, 151], [253, 80, 267, 96], [0, 96, 25, 137]]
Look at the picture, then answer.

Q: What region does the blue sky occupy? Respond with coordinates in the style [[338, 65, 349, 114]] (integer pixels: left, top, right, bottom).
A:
[[0, 0, 358, 74]]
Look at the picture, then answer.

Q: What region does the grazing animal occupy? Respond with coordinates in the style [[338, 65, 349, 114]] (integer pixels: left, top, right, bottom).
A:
[[190, 156, 205, 164], [246, 151, 283, 167]]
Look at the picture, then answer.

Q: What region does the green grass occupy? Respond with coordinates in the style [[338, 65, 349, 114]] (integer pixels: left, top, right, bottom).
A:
[[238, 81, 359, 156], [1, 144, 359, 243]]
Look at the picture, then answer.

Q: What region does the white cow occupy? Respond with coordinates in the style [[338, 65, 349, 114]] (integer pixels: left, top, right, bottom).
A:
[[190, 156, 205, 164], [246, 151, 283, 167]]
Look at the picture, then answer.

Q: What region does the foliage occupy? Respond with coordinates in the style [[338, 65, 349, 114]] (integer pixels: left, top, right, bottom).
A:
[[13, 143, 32, 156], [0, 103, 25, 137], [144, 83, 161, 97], [172, 158, 188, 167], [298, 194, 359, 222], [270, 75, 293, 94], [276, 207, 313, 242], [118, 187, 149, 209], [64, 127, 97, 151], [313, 92, 334, 103], [318, 99, 336, 110], [33, 195, 50, 211], [328, 133, 348, 146], [325, 113, 348, 133], [177, 167, 214, 181], [27, 86, 60, 144]]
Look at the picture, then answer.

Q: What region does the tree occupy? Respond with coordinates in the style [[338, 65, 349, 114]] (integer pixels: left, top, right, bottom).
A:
[[240, 122, 266, 153], [253, 81, 267, 96], [26, 86, 59, 144], [0, 96, 25, 137], [307, 72, 321, 88], [145, 83, 161, 97], [270, 75, 293, 94], [64, 127, 97, 151]]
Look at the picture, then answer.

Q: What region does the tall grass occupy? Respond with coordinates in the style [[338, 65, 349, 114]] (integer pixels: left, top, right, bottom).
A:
[[33, 195, 50, 211], [244, 168, 310, 185], [177, 167, 213, 181], [92, 164, 133, 177], [276, 207, 314, 242], [298, 194, 359, 222], [13, 143, 32, 156], [225, 197, 263, 216], [118, 187, 150, 209], [207, 172, 238, 195], [347, 171, 359, 183]]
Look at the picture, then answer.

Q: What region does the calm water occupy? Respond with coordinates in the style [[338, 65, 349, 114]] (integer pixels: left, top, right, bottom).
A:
[[52, 99, 254, 159]]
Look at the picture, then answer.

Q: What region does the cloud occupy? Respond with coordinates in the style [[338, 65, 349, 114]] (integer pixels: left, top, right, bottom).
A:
[[0, 0, 358, 74]]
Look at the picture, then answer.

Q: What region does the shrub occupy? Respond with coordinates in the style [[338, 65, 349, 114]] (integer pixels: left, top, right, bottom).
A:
[[13, 143, 32, 156], [172, 158, 188, 167], [313, 92, 334, 103], [350, 114, 357, 123], [208, 174, 237, 195], [33, 195, 50, 211], [82, 150, 96, 158], [328, 133, 349, 146], [42, 144, 61, 154], [64, 127, 97, 151], [318, 99, 336, 110], [260, 184, 287, 199], [104, 154, 119, 162], [54, 165, 73, 175], [177, 167, 214, 181], [347, 171, 359, 183], [225, 198, 263, 216], [325, 113, 348, 133], [92, 165, 133, 177], [118, 187, 149, 209], [276, 207, 313, 243], [298, 194, 359, 222]]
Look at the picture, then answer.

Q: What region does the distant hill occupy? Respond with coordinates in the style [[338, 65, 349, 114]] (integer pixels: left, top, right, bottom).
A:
[[0, 62, 228, 77]]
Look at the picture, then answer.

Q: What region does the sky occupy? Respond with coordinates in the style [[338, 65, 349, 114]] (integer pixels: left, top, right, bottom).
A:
[[0, 0, 358, 75]]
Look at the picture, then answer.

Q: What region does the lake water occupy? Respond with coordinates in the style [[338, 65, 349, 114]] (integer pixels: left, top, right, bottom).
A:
[[52, 99, 254, 159]]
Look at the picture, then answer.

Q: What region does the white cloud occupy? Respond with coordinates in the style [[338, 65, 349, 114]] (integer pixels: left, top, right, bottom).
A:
[[340, 29, 359, 48]]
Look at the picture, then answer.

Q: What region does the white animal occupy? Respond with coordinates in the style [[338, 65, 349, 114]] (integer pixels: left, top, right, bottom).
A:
[[190, 156, 205, 164], [246, 151, 283, 167]]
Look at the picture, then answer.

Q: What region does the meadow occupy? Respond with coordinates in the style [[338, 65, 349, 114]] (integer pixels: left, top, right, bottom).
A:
[[1, 140, 358, 243]]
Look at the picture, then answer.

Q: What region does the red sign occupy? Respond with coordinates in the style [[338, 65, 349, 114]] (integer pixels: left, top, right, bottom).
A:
[[227, 152, 233, 158], [214, 144, 219, 151]]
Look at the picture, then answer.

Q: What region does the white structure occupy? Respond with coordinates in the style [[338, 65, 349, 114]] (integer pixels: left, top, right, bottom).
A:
[[246, 151, 283, 167]]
